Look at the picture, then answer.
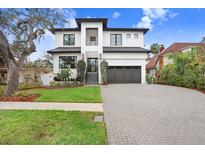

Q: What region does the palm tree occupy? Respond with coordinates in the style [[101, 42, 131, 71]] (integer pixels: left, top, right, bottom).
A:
[[150, 43, 161, 55]]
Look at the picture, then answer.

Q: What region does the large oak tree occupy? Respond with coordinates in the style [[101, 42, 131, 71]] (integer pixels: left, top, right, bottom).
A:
[[0, 9, 66, 96]]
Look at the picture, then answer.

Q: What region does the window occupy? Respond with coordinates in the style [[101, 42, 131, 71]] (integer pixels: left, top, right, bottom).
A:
[[90, 36, 97, 46], [110, 34, 122, 46], [59, 56, 77, 69], [63, 34, 75, 45], [134, 34, 138, 39], [126, 34, 131, 39]]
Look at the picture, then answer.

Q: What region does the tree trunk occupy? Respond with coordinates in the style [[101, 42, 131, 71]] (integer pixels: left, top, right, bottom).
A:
[[3, 62, 19, 96]]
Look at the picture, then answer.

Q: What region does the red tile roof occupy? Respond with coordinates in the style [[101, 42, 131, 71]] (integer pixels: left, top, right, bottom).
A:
[[146, 42, 205, 70], [163, 42, 205, 54], [146, 53, 161, 70]]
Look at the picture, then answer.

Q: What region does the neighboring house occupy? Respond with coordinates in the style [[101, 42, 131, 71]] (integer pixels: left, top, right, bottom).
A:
[[0, 57, 52, 85], [48, 18, 150, 84], [146, 42, 205, 76], [146, 46, 165, 77], [162, 42, 205, 65]]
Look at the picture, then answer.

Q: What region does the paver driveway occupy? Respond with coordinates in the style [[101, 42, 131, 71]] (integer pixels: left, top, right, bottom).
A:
[[101, 84, 205, 144]]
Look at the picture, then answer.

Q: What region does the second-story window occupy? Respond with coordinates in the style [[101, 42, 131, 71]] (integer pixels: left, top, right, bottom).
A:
[[110, 34, 122, 46], [90, 36, 97, 46], [63, 34, 75, 45]]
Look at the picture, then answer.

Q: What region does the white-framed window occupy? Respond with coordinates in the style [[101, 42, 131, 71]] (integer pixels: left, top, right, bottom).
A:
[[59, 56, 77, 69], [126, 34, 131, 39], [110, 34, 122, 46], [134, 34, 138, 39], [63, 34, 75, 45]]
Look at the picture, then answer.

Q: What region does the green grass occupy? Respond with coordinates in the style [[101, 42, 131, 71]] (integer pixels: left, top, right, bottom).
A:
[[32, 86, 102, 103], [0, 110, 107, 145]]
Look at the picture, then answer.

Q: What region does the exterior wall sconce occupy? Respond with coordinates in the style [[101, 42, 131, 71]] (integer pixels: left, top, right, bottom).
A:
[[82, 53, 85, 61], [99, 53, 102, 60]]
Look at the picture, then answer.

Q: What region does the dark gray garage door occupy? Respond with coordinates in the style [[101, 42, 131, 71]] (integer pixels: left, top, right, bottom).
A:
[[108, 66, 141, 83]]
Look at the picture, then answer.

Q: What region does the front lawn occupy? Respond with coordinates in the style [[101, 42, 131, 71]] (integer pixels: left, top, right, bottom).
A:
[[0, 110, 107, 144], [32, 86, 102, 103]]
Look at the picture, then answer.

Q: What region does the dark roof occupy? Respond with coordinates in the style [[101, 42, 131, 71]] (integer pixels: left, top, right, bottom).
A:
[[163, 42, 205, 54], [47, 47, 81, 54], [76, 18, 108, 28], [103, 47, 151, 53], [53, 18, 149, 34], [104, 28, 149, 34], [47, 47, 150, 54], [54, 28, 80, 32]]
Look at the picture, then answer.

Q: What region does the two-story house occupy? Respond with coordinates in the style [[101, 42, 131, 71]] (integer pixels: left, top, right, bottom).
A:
[[48, 18, 150, 84]]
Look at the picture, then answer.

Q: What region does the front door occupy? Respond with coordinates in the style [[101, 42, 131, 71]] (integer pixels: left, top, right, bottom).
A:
[[87, 58, 98, 72]]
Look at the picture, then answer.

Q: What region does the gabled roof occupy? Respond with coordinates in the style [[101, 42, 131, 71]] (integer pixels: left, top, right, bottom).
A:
[[163, 42, 205, 54], [146, 53, 161, 70]]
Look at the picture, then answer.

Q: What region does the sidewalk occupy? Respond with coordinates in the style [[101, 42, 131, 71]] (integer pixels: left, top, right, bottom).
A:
[[0, 102, 103, 112]]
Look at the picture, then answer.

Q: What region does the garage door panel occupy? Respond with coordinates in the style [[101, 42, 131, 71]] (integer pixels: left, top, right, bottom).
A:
[[108, 66, 141, 83]]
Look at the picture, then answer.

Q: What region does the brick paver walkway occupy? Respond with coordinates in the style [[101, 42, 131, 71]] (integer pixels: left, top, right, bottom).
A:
[[0, 102, 103, 112], [101, 84, 205, 144]]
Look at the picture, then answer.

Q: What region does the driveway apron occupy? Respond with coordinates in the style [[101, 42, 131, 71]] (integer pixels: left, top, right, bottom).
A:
[[101, 84, 205, 144]]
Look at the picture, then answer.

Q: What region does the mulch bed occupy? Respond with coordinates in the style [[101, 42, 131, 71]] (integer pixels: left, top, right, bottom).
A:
[[0, 94, 39, 102]]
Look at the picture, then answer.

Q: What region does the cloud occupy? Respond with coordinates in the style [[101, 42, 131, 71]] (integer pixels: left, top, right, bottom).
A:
[[169, 12, 179, 18], [112, 11, 121, 19], [134, 16, 152, 29], [136, 8, 178, 30]]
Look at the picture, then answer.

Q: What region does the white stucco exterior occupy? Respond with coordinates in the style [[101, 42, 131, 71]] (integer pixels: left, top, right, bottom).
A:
[[103, 31, 144, 47], [55, 31, 81, 47], [50, 18, 149, 84]]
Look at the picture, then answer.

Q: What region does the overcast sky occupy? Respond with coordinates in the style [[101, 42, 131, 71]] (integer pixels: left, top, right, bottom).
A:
[[29, 8, 205, 61]]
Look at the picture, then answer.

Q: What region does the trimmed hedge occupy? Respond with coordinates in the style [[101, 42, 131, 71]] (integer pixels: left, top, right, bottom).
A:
[[100, 60, 108, 84]]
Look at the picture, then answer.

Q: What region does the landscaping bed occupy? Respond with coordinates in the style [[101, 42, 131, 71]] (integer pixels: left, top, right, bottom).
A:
[[0, 110, 107, 144], [0, 94, 39, 102], [1, 83, 102, 103]]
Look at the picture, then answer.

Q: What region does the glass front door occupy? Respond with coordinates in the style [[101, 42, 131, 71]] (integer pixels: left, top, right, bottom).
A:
[[87, 58, 98, 72]]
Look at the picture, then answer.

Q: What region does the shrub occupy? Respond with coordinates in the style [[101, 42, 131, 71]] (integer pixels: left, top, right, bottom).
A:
[[76, 60, 86, 83], [146, 74, 156, 84], [57, 69, 73, 81], [100, 60, 108, 84], [12, 91, 33, 98], [157, 47, 205, 90], [50, 81, 81, 87], [18, 81, 42, 90], [0, 86, 5, 97], [53, 76, 62, 81]]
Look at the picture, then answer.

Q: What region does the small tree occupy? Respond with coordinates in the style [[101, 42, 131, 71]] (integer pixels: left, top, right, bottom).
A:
[[100, 60, 108, 84], [76, 60, 86, 83]]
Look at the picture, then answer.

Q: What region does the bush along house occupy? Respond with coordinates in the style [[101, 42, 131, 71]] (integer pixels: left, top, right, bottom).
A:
[[48, 18, 150, 84]]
